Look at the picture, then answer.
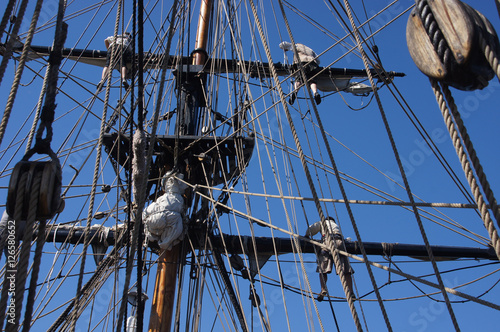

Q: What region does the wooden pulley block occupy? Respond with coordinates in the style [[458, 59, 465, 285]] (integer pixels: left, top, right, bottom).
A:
[[461, 3, 499, 80], [6, 161, 31, 219], [406, 0, 495, 91], [7, 158, 63, 221], [38, 160, 63, 219]]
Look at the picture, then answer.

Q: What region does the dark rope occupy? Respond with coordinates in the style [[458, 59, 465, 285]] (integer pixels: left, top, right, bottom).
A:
[[0, 0, 44, 147], [136, 0, 145, 329], [123, 0, 136, 330], [0, 0, 16, 45], [7, 170, 41, 331], [415, 0, 457, 73], [0, 172, 26, 329], [21, 218, 46, 332], [0, 0, 29, 88], [115, 1, 180, 331], [34, 17, 67, 149]]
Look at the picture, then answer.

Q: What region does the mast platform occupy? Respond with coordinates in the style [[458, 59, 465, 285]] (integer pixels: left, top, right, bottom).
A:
[[103, 133, 255, 186]]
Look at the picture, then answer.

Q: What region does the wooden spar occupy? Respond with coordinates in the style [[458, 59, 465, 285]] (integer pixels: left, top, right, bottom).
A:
[[36, 225, 499, 260], [32, 226, 500, 260], [148, 246, 180, 332], [193, 0, 213, 65], [8, 44, 405, 80], [148, 1, 213, 331]]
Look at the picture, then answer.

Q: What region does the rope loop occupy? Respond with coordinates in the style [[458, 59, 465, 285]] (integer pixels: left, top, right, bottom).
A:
[[24, 136, 57, 161]]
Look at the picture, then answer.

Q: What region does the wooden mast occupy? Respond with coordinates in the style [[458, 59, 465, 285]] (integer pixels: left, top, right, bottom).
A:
[[147, 247, 180, 332], [148, 1, 213, 331], [193, 0, 212, 66]]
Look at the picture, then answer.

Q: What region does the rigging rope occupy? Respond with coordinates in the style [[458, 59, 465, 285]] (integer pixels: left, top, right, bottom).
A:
[[238, 116, 490, 247], [126, 0, 138, 329], [344, 248, 500, 310], [342, 0, 461, 330], [385, 82, 477, 205], [338, 0, 389, 325], [0, 0, 496, 330], [249, 0, 366, 329], [238, 86, 313, 330], [131, 0, 147, 328], [0, 0, 43, 147], [26, 70, 50, 153], [289, 56, 354, 329], [429, 79, 500, 261], [0, 172, 26, 329], [0, 0, 16, 44], [285, 0, 392, 330], [23, 224, 50, 331], [115, 2, 179, 331], [0, 0, 29, 88], [0, 0, 65, 328], [47, 245, 125, 331], [72, 0, 118, 328], [20, 181, 46, 332], [197, 39, 287, 328], [241, 9, 325, 332], [9, 172, 40, 332], [201, 163, 253, 331], [479, 23, 500, 88]]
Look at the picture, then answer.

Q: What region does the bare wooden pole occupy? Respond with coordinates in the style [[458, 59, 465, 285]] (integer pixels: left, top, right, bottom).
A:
[[193, 0, 212, 65], [148, 245, 181, 332]]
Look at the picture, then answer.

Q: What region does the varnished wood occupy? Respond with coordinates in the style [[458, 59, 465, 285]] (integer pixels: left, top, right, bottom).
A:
[[193, 0, 213, 65], [148, 244, 181, 332]]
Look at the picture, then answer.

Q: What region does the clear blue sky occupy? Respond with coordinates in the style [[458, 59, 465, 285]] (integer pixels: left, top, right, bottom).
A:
[[1, 0, 500, 331]]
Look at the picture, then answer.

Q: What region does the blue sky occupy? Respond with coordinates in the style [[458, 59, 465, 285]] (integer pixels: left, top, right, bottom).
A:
[[1, 0, 500, 331]]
